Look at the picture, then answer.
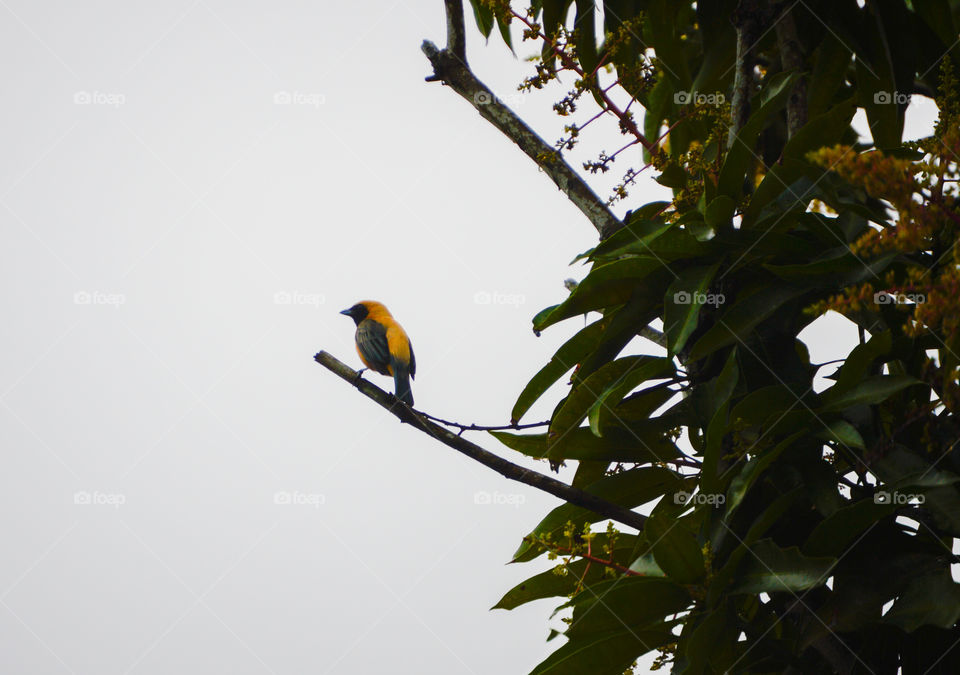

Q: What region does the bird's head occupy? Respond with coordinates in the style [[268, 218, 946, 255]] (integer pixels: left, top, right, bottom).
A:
[[340, 300, 388, 325]]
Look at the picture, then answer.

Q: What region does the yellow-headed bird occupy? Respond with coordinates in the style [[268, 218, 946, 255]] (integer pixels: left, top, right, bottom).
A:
[[340, 301, 416, 405]]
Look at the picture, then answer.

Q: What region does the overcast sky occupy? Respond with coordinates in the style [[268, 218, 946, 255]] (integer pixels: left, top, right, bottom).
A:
[[0, 1, 940, 674]]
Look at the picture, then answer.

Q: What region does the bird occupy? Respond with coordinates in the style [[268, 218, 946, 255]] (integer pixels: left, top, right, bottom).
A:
[[340, 300, 416, 406]]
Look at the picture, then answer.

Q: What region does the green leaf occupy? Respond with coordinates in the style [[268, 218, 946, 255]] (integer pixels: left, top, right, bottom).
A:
[[915, 485, 960, 538], [600, 227, 709, 262], [540, 0, 573, 68], [803, 499, 895, 557], [591, 220, 686, 261], [585, 359, 676, 436], [571, 458, 608, 488], [725, 431, 805, 518], [512, 319, 608, 423], [494, 538, 640, 610], [512, 467, 683, 562], [885, 570, 960, 632], [628, 553, 666, 577], [815, 419, 865, 450], [913, 0, 957, 47], [645, 511, 705, 585], [564, 577, 690, 638], [468, 0, 495, 38], [573, 0, 598, 76], [688, 285, 804, 360], [729, 539, 834, 594], [742, 99, 857, 226], [704, 195, 736, 227], [532, 258, 664, 332], [701, 349, 739, 494], [643, 0, 692, 91], [716, 227, 822, 264], [709, 489, 802, 601], [873, 447, 960, 536], [490, 431, 549, 457], [832, 330, 892, 395], [495, 13, 514, 52], [708, 347, 740, 420], [609, 385, 677, 423], [807, 32, 853, 118], [664, 263, 721, 355], [642, 77, 674, 163], [655, 163, 688, 189], [676, 605, 737, 674], [492, 561, 594, 610], [764, 251, 898, 288], [729, 384, 806, 427], [819, 375, 921, 413], [530, 626, 674, 675], [717, 70, 800, 199], [856, 42, 902, 148], [550, 356, 672, 445], [492, 427, 680, 465], [572, 280, 670, 385]]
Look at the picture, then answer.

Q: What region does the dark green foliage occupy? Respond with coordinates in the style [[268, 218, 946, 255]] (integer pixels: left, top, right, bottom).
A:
[[462, 0, 960, 672]]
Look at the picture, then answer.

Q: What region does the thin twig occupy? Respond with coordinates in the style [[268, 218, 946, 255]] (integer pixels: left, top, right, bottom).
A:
[[509, 10, 653, 153], [534, 537, 641, 577], [419, 412, 550, 436]]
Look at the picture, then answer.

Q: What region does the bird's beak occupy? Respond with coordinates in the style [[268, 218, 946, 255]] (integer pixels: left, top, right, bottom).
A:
[[339, 308, 352, 316]]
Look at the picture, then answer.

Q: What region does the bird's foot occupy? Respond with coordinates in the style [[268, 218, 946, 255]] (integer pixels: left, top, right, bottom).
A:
[[353, 368, 368, 385]]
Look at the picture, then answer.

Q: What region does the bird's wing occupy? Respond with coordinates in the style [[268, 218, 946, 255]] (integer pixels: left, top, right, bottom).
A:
[[408, 340, 416, 379], [356, 319, 391, 374]]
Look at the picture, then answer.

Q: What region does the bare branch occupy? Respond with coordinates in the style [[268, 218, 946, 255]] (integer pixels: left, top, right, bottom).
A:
[[421, 1, 623, 239], [443, 0, 466, 63], [314, 350, 649, 531], [418, 411, 550, 435]]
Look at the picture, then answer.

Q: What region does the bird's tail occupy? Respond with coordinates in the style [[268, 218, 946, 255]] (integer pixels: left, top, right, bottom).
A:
[[393, 365, 414, 406]]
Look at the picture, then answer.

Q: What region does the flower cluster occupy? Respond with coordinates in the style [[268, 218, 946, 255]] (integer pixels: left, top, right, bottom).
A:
[[807, 60, 960, 346]]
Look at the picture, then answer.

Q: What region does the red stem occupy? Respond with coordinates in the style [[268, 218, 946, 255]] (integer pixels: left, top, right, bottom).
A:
[[509, 10, 654, 152]]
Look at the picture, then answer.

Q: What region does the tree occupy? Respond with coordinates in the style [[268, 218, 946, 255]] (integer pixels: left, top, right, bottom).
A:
[[319, 1, 960, 672]]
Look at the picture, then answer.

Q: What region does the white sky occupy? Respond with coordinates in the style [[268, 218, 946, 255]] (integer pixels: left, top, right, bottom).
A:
[[0, 1, 940, 673]]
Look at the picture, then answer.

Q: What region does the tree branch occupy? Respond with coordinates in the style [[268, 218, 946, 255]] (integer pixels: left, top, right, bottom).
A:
[[421, 1, 623, 240], [728, 0, 765, 148], [443, 0, 466, 63], [314, 350, 648, 531], [773, 2, 807, 138]]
